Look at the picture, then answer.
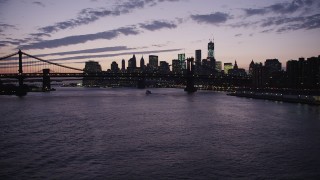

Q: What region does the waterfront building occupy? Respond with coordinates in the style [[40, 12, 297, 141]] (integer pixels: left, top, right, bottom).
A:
[[159, 61, 170, 74], [172, 59, 182, 74], [201, 59, 211, 75], [207, 40, 216, 74], [121, 59, 125, 72], [83, 61, 102, 73], [208, 57, 216, 74], [287, 59, 304, 88], [207, 39, 216, 74], [83, 61, 102, 87], [305, 56, 320, 88], [228, 61, 246, 76], [148, 55, 158, 73], [140, 56, 145, 72], [127, 54, 137, 72], [286, 56, 320, 89], [234, 60, 238, 69], [195, 50, 202, 75], [228, 68, 246, 77], [208, 39, 214, 58], [249, 60, 255, 75], [265, 59, 282, 73], [215, 61, 222, 72], [252, 63, 269, 87], [224, 63, 233, 74], [195, 50, 201, 65], [178, 53, 186, 70], [111, 61, 119, 73]]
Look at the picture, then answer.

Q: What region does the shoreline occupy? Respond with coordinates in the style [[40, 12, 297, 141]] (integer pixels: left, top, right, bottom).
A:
[[227, 91, 320, 105]]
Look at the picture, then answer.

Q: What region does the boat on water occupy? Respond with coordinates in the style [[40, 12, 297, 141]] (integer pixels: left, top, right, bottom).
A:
[[146, 90, 152, 95]]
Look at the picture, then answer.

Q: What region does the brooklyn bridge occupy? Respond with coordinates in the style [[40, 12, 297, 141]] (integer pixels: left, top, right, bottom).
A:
[[0, 50, 250, 95]]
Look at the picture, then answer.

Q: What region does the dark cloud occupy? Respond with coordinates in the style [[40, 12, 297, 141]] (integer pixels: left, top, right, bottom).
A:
[[0, 36, 33, 48], [37, 0, 182, 34], [243, 8, 267, 16], [257, 13, 320, 33], [235, 34, 242, 37], [0, 40, 20, 46], [29, 33, 51, 38], [276, 14, 320, 32], [260, 29, 273, 33], [48, 48, 183, 61], [228, 21, 259, 28], [244, 0, 318, 16], [191, 12, 231, 24], [35, 46, 136, 57], [0, 38, 22, 46], [232, 0, 320, 33], [38, 13, 102, 34], [139, 20, 177, 31], [20, 17, 181, 50], [21, 26, 139, 50], [33, 1, 45, 7], [0, 23, 17, 33]]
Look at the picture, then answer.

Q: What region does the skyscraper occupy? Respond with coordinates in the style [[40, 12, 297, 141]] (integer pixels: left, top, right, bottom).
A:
[[207, 39, 216, 74], [159, 61, 170, 74], [249, 60, 255, 75], [202, 59, 210, 75], [111, 61, 119, 73], [265, 59, 281, 73], [234, 60, 238, 69], [84, 61, 102, 73], [83, 61, 102, 87], [149, 55, 158, 72], [195, 50, 201, 64], [195, 50, 202, 75], [215, 61, 222, 72], [140, 56, 145, 71], [224, 63, 233, 74], [208, 39, 214, 58], [172, 59, 181, 74], [178, 53, 186, 70], [128, 54, 137, 72], [121, 59, 125, 71], [228, 60, 246, 76]]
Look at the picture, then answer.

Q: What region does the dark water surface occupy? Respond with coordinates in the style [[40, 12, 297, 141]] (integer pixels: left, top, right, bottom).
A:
[[1, 87, 320, 179]]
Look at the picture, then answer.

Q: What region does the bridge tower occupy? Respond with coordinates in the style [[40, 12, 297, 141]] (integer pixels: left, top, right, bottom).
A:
[[18, 49, 24, 87], [184, 57, 197, 93], [42, 69, 51, 91]]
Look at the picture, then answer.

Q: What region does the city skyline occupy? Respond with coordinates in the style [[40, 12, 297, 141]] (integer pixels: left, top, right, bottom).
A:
[[1, 0, 320, 70]]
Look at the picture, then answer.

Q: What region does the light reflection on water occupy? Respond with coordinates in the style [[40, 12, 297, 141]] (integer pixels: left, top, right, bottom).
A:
[[1, 87, 320, 179]]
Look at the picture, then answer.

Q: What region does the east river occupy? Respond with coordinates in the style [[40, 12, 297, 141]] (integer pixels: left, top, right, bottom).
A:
[[1, 87, 320, 179]]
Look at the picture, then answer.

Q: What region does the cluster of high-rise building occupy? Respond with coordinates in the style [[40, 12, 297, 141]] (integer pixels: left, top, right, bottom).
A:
[[250, 56, 320, 89], [83, 39, 244, 76], [84, 39, 217, 76], [83, 39, 320, 89]]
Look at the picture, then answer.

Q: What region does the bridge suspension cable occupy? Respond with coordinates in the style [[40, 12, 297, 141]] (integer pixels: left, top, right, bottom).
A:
[[0, 52, 18, 61], [21, 51, 84, 72]]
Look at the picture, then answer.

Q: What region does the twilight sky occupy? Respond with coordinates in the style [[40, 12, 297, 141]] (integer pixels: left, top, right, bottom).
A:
[[0, 0, 319, 70]]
